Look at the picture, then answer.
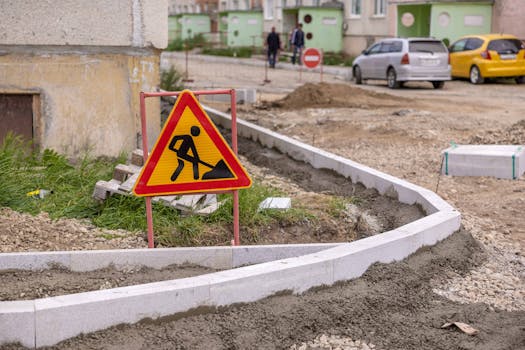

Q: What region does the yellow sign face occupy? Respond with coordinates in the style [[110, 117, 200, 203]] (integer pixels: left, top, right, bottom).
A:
[[133, 90, 252, 196]]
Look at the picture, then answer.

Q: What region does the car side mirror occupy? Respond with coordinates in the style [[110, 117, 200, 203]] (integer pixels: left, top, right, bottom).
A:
[[362, 49, 368, 55]]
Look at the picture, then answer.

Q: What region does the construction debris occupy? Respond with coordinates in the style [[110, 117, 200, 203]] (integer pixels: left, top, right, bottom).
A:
[[258, 197, 291, 210], [441, 322, 479, 336], [92, 149, 223, 215]]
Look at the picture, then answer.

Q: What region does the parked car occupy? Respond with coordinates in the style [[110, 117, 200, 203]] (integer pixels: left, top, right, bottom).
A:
[[449, 34, 525, 84], [352, 38, 450, 89]]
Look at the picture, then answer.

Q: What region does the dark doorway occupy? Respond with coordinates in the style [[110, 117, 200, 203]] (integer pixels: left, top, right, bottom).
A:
[[0, 94, 34, 145]]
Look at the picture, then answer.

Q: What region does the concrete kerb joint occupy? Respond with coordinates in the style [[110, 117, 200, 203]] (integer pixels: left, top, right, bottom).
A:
[[0, 106, 460, 348]]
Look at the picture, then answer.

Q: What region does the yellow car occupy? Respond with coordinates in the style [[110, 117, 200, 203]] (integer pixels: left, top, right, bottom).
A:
[[449, 34, 525, 84]]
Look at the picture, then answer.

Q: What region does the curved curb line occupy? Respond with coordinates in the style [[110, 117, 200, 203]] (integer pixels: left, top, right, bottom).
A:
[[0, 109, 460, 348]]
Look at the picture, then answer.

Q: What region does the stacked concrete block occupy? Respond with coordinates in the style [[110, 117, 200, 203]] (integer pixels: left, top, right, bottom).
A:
[[92, 149, 222, 215]]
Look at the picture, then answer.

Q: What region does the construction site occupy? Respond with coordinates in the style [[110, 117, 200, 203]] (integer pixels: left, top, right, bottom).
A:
[[1, 2, 524, 350]]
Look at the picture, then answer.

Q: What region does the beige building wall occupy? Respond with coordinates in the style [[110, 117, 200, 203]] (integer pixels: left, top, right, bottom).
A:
[[343, 0, 390, 56], [0, 0, 167, 157], [492, 0, 525, 39]]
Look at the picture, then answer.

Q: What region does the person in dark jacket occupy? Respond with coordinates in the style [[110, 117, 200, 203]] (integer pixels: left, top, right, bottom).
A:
[[266, 26, 281, 68], [291, 23, 304, 65]]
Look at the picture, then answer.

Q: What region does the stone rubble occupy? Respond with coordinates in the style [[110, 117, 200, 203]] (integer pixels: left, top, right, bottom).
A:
[[290, 334, 379, 350], [432, 213, 524, 312]]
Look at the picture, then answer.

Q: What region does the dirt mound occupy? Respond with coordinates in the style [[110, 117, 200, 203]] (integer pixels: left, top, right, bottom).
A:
[[468, 119, 525, 145], [267, 83, 411, 110]]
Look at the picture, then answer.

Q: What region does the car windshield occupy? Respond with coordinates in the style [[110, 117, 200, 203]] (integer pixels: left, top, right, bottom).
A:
[[409, 41, 447, 53], [487, 39, 523, 54]]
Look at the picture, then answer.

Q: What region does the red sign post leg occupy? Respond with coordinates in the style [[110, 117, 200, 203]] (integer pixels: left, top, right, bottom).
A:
[[140, 92, 155, 248], [230, 89, 241, 246]]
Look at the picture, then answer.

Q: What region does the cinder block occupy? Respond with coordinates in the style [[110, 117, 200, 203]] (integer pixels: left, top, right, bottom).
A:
[[113, 164, 141, 182], [0, 301, 35, 349], [131, 149, 146, 167]]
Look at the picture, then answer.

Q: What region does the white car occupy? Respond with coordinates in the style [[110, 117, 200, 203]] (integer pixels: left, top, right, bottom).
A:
[[353, 38, 451, 89]]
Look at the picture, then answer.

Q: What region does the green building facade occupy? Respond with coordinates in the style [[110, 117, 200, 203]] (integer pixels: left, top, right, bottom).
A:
[[296, 7, 343, 52], [219, 11, 263, 47], [169, 14, 211, 42], [397, 1, 492, 46]]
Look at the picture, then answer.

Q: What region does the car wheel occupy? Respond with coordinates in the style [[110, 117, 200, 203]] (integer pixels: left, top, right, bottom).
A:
[[432, 81, 445, 89], [354, 66, 363, 85], [469, 66, 484, 84], [387, 68, 400, 89], [516, 76, 525, 84]]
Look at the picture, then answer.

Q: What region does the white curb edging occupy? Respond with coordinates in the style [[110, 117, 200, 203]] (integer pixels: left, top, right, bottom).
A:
[[0, 109, 460, 348], [0, 243, 341, 271]]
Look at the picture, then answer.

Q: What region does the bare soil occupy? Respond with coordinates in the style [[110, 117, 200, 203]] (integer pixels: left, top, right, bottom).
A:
[[2, 56, 525, 349], [1, 264, 217, 301]]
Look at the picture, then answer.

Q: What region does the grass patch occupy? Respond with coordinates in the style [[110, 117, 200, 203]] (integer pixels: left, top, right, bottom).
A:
[[328, 196, 361, 218], [0, 135, 311, 247], [160, 65, 184, 91], [200, 46, 253, 58], [322, 52, 354, 67], [166, 34, 207, 51]]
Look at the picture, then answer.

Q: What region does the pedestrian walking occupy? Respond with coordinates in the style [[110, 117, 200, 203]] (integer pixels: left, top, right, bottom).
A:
[[291, 23, 304, 65], [266, 26, 281, 68]]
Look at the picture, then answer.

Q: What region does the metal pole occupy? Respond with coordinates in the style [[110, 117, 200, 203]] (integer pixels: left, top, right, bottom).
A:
[[264, 51, 271, 84], [231, 89, 240, 246], [183, 43, 194, 83], [320, 49, 324, 83], [140, 92, 155, 248]]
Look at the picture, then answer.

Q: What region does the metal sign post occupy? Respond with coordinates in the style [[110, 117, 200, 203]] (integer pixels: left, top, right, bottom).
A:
[[302, 47, 323, 82]]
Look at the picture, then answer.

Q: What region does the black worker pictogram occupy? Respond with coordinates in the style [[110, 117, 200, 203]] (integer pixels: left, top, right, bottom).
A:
[[168, 125, 235, 182]]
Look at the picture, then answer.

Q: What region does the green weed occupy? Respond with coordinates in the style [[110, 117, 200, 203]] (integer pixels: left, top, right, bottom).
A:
[[200, 46, 253, 58], [0, 138, 312, 247], [328, 196, 361, 218], [160, 66, 184, 91]]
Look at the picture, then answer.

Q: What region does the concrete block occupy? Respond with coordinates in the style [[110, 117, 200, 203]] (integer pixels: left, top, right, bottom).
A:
[[202, 89, 257, 104], [0, 301, 35, 349], [0, 251, 70, 271], [119, 173, 139, 192], [113, 163, 141, 182], [442, 145, 525, 179], [34, 278, 211, 347], [208, 255, 334, 306], [259, 197, 291, 210], [131, 149, 146, 167], [232, 243, 341, 267], [69, 247, 233, 271], [174, 194, 205, 210]]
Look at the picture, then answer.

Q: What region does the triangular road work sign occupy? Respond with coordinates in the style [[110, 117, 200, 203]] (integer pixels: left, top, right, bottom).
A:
[[133, 90, 252, 196]]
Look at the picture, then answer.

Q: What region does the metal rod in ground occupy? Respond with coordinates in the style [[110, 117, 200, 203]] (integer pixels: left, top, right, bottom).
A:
[[320, 49, 324, 83], [183, 44, 194, 83], [263, 53, 271, 84], [435, 154, 445, 194]]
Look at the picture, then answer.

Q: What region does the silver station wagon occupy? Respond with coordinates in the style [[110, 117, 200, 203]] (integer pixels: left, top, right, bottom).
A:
[[352, 38, 451, 89]]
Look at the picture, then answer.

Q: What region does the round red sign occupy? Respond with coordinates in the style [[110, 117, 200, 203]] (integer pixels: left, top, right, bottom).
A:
[[302, 48, 322, 69]]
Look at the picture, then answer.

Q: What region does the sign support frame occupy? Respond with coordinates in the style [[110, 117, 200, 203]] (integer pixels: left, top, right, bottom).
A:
[[301, 47, 323, 83], [139, 89, 242, 247]]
